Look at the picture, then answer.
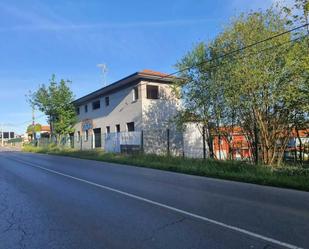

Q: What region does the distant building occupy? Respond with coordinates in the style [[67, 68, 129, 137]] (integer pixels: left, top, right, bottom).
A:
[[285, 129, 309, 161], [213, 127, 252, 160], [26, 125, 51, 142], [0, 131, 15, 141], [213, 127, 309, 161]]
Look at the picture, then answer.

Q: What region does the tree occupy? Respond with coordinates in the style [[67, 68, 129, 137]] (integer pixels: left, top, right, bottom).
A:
[[214, 8, 308, 165], [174, 43, 221, 158], [283, 0, 309, 163], [174, 6, 309, 165], [26, 124, 42, 133], [28, 75, 76, 143], [284, 0, 309, 34]]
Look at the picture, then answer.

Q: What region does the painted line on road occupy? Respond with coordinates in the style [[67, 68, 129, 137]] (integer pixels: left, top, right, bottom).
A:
[[8, 156, 303, 249]]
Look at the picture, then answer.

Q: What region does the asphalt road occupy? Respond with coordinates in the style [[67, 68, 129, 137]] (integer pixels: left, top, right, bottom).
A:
[[0, 152, 308, 249]]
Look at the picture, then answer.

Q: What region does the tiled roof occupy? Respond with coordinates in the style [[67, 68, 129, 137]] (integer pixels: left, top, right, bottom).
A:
[[140, 69, 171, 78], [41, 126, 51, 132]]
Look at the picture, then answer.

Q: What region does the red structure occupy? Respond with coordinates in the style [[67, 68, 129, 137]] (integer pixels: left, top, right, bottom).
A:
[[213, 127, 252, 160], [213, 127, 309, 161]]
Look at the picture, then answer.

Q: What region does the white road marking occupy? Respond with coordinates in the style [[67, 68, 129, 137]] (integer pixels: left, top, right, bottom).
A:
[[8, 156, 304, 249]]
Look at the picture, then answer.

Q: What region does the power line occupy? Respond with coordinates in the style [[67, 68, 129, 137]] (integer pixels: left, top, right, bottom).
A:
[[198, 34, 308, 73], [155, 23, 309, 79], [1, 114, 46, 128], [8, 98, 77, 128], [4, 24, 308, 130]]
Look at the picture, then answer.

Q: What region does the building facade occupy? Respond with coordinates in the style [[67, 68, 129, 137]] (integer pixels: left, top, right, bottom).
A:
[[0, 131, 15, 146], [72, 70, 181, 153]]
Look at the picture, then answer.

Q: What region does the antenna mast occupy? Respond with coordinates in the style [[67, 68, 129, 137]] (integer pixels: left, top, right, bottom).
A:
[[97, 63, 108, 87]]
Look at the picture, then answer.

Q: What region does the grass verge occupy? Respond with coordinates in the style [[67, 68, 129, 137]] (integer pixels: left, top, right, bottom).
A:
[[22, 145, 309, 191]]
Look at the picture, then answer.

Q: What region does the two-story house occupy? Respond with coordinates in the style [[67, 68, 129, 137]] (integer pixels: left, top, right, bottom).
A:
[[72, 69, 181, 153]]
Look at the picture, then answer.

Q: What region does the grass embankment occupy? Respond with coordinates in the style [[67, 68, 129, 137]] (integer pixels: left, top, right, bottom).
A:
[[23, 145, 309, 191]]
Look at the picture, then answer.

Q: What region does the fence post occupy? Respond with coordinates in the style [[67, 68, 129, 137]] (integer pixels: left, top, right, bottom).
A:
[[80, 135, 83, 151], [167, 128, 170, 156], [202, 126, 206, 160], [140, 130, 144, 154], [182, 133, 185, 158]]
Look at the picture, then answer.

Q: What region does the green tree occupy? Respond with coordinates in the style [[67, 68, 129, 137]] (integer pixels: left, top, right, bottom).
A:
[[213, 8, 309, 165], [26, 123, 42, 133], [174, 43, 221, 158], [175, 6, 309, 165], [29, 75, 76, 143]]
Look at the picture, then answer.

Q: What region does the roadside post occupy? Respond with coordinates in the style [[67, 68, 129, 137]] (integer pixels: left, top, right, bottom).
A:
[[0, 124, 3, 147], [140, 130, 144, 154], [167, 128, 170, 156]]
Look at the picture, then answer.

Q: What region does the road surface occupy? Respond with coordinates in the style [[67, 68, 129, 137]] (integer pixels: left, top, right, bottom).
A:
[[0, 151, 308, 249]]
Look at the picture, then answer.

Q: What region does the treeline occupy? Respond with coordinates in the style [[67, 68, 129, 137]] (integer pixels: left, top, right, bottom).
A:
[[174, 1, 309, 166]]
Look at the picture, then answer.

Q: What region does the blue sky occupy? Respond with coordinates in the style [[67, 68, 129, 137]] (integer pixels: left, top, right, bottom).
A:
[[0, 0, 282, 133]]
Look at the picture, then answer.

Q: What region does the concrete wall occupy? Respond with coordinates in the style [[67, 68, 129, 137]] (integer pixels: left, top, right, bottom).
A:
[[183, 123, 207, 158]]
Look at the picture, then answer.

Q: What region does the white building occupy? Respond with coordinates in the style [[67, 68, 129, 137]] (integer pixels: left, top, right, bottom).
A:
[[73, 69, 190, 154]]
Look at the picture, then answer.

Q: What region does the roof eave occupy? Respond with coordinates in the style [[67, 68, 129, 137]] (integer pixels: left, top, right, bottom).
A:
[[72, 71, 175, 106]]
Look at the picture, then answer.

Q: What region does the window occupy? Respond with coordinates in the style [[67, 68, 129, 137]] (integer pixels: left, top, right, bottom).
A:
[[84, 104, 88, 113], [106, 126, 110, 134], [77, 131, 80, 142], [84, 130, 89, 141], [116, 124, 120, 133], [105, 96, 109, 106], [76, 107, 80, 115], [127, 122, 135, 132], [133, 87, 138, 101], [146, 85, 159, 99], [92, 100, 100, 110]]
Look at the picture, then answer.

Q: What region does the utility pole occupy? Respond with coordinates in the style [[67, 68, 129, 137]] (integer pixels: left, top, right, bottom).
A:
[[0, 123, 3, 147], [32, 105, 36, 143]]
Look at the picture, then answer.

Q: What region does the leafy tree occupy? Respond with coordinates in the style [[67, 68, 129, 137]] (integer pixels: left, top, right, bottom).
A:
[[174, 43, 220, 158], [175, 6, 309, 165], [283, 0, 309, 162], [214, 8, 308, 165], [29, 75, 76, 143], [284, 0, 309, 33], [26, 124, 42, 133]]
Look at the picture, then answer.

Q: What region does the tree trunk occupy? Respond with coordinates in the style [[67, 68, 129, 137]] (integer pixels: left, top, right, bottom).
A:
[[254, 121, 259, 165]]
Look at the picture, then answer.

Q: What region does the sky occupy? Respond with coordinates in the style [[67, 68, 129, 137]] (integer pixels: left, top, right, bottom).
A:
[[0, 0, 287, 133]]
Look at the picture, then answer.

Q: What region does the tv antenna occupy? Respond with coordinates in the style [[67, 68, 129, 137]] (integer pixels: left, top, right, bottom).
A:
[[97, 63, 108, 87]]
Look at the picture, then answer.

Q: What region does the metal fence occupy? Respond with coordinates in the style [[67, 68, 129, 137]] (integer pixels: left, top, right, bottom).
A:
[[70, 128, 206, 158], [31, 129, 309, 164]]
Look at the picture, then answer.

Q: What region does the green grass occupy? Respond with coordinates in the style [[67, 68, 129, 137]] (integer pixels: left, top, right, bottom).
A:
[[22, 145, 309, 192]]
